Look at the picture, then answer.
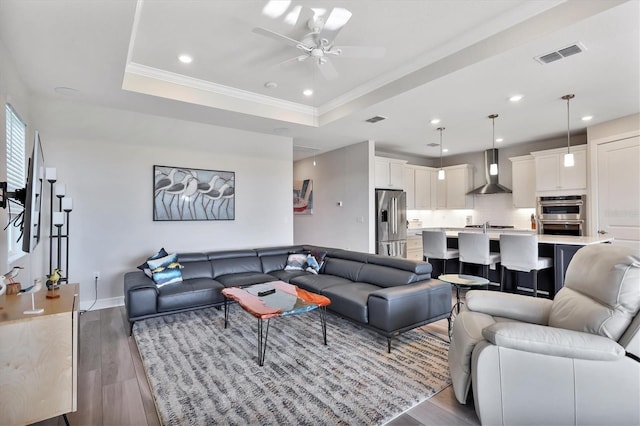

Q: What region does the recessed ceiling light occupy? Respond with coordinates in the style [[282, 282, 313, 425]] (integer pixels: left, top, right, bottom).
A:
[[264, 81, 278, 89], [442, 148, 449, 153], [509, 95, 523, 102], [430, 118, 441, 125], [581, 115, 593, 121], [178, 54, 193, 64], [303, 89, 313, 96], [496, 138, 504, 143]]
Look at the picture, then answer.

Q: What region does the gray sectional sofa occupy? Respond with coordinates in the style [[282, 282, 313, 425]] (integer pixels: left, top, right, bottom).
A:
[[124, 245, 452, 351]]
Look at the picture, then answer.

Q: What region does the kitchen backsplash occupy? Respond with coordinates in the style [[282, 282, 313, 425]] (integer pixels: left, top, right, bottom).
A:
[[407, 193, 536, 229]]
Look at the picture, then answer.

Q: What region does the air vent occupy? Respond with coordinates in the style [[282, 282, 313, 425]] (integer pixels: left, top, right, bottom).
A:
[[535, 43, 585, 64], [426, 142, 440, 147], [365, 115, 387, 123]]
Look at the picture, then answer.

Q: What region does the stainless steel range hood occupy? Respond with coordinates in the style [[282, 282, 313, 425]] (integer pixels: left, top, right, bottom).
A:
[[467, 149, 512, 195]]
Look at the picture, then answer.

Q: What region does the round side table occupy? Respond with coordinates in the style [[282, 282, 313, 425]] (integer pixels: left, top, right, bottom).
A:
[[438, 274, 490, 338]]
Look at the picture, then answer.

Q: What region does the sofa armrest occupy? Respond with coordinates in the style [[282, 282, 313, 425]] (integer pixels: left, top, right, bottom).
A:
[[368, 280, 451, 333], [124, 271, 159, 321], [482, 322, 625, 361], [466, 290, 553, 325]]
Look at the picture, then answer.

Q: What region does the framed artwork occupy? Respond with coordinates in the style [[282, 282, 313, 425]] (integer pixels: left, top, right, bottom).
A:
[[293, 179, 313, 215], [154, 165, 235, 221]]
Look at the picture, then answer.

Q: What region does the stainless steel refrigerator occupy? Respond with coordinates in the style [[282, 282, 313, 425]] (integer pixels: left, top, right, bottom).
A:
[[375, 189, 407, 257]]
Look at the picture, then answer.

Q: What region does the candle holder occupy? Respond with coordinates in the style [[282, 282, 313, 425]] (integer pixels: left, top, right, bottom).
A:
[[48, 174, 72, 285]]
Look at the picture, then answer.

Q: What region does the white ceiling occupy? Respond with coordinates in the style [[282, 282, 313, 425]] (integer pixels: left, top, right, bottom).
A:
[[1, 0, 638, 161]]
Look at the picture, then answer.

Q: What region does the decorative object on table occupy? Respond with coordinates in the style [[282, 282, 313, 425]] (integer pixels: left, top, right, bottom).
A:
[[19, 279, 44, 315], [2, 266, 24, 295], [133, 306, 451, 425], [47, 167, 73, 284], [153, 165, 235, 221], [46, 268, 62, 299], [293, 179, 313, 214]]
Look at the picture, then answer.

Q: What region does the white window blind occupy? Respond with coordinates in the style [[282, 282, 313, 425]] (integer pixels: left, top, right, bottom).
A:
[[6, 104, 26, 192], [6, 103, 26, 260]]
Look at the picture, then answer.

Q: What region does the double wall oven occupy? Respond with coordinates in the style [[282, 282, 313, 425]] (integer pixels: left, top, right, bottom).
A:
[[537, 195, 586, 236]]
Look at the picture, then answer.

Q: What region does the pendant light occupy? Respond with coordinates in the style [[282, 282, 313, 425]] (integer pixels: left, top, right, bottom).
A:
[[437, 127, 445, 180], [488, 114, 499, 176], [562, 94, 575, 167]]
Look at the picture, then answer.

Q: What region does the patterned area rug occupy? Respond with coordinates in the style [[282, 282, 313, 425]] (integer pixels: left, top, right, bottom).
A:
[[133, 305, 451, 425]]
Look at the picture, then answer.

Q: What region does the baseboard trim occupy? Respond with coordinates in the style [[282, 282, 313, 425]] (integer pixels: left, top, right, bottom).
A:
[[79, 296, 124, 312]]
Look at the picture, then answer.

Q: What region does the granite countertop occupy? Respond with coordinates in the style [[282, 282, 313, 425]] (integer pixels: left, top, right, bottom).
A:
[[408, 227, 614, 246]]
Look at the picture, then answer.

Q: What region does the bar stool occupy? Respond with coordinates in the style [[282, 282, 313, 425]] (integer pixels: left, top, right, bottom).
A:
[[499, 234, 552, 297], [422, 230, 459, 274], [458, 232, 501, 280]]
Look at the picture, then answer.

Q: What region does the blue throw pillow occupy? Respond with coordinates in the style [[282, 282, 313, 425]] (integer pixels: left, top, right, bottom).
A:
[[284, 253, 308, 271], [305, 254, 320, 274], [147, 253, 183, 287], [137, 248, 169, 278]]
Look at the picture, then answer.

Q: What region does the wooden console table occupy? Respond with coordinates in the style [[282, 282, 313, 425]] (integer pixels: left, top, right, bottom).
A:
[[0, 284, 79, 425]]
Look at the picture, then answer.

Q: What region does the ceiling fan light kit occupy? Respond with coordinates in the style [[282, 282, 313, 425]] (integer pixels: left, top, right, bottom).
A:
[[253, 6, 384, 80]]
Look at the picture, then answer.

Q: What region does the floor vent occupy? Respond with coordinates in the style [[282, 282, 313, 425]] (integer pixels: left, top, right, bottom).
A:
[[535, 42, 585, 64], [365, 115, 387, 123]]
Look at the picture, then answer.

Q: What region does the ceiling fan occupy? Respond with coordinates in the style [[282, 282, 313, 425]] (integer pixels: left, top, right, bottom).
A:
[[252, 7, 385, 80]]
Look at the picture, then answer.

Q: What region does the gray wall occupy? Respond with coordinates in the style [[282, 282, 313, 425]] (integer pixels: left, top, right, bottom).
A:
[[294, 140, 373, 252]]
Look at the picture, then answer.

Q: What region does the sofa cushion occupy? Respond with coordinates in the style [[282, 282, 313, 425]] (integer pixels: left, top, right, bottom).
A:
[[322, 258, 364, 282], [211, 256, 263, 279], [215, 272, 277, 287], [366, 254, 432, 276], [260, 253, 289, 274], [322, 282, 382, 324], [157, 278, 225, 312], [268, 269, 311, 283], [291, 274, 352, 294], [358, 263, 422, 288]]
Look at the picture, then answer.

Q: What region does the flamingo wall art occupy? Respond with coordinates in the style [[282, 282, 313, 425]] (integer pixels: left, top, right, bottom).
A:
[[154, 165, 235, 221], [293, 179, 313, 215]]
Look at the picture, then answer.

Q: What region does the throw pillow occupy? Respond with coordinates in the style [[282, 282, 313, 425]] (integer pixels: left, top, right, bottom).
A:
[[305, 254, 320, 274], [137, 247, 169, 278], [147, 253, 183, 287], [308, 249, 327, 272], [284, 253, 308, 271]]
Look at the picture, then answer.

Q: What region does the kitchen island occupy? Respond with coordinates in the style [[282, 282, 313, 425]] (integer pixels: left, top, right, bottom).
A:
[[409, 228, 613, 297]]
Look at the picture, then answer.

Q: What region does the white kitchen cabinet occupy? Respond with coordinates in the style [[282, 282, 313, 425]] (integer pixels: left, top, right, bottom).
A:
[[406, 234, 423, 261], [436, 164, 474, 209], [375, 156, 407, 189], [403, 166, 416, 209], [509, 155, 536, 208], [531, 145, 587, 193]]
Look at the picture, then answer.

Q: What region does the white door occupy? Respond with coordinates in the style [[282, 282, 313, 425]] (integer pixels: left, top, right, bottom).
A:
[[596, 136, 640, 244]]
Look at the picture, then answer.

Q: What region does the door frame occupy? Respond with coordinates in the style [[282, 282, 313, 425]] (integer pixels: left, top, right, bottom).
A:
[[588, 129, 640, 238]]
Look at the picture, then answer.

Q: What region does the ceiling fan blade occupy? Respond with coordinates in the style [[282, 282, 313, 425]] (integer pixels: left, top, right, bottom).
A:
[[332, 46, 386, 59], [294, 6, 315, 28], [317, 7, 352, 43], [273, 54, 309, 69], [252, 27, 306, 49], [317, 59, 339, 80]]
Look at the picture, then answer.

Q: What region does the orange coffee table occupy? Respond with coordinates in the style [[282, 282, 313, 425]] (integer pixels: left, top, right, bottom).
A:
[[222, 281, 331, 366]]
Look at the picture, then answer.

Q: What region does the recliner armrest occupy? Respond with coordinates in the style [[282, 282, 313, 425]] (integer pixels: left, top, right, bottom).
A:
[[466, 290, 553, 325], [482, 322, 625, 361]]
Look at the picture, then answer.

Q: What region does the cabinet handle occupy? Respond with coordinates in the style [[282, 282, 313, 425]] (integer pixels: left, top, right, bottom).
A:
[[597, 230, 608, 235]]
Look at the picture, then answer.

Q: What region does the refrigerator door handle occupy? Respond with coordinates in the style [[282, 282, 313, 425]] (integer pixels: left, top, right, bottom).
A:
[[392, 197, 397, 235]]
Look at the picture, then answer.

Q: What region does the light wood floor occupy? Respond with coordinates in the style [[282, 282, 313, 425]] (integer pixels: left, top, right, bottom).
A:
[[34, 303, 479, 426]]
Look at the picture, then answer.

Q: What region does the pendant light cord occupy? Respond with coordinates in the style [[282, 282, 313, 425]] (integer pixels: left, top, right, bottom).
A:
[[562, 94, 575, 153], [438, 127, 444, 169]]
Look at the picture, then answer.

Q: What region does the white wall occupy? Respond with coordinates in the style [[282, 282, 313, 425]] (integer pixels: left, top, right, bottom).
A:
[[31, 97, 293, 309], [293, 140, 373, 252], [0, 37, 48, 288]]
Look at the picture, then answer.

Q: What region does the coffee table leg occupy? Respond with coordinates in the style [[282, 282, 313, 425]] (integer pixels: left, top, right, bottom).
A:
[[257, 318, 271, 366], [319, 307, 327, 345], [224, 298, 229, 329]]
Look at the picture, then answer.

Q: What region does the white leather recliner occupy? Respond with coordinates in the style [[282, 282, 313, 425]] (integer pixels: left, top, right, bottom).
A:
[[448, 244, 640, 426]]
